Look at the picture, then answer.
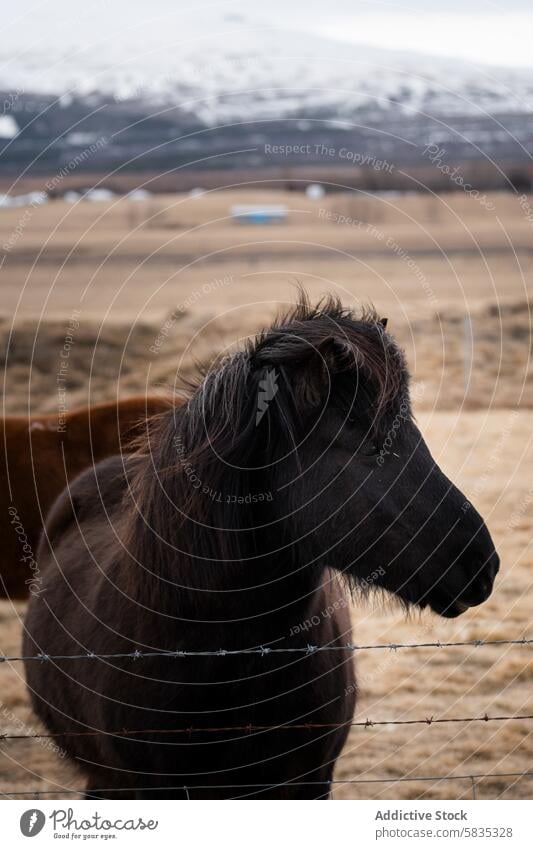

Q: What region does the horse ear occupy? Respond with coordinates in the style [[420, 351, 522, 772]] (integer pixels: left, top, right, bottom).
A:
[[292, 335, 354, 409], [380, 317, 388, 329], [314, 335, 338, 370], [253, 333, 356, 418], [299, 336, 336, 406]]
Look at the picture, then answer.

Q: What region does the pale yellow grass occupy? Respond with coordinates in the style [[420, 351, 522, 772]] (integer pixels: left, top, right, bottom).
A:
[[1, 188, 531, 415], [0, 188, 531, 799], [0, 188, 532, 323]]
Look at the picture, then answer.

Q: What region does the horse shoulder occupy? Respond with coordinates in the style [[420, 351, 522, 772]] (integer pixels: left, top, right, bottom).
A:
[[37, 454, 129, 557]]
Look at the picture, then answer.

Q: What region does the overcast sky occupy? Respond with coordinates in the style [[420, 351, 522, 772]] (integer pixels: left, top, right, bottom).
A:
[[5, 0, 533, 69]]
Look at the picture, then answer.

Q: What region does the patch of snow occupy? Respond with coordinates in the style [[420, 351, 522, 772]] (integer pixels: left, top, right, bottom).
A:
[[127, 188, 151, 201], [63, 191, 82, 203], [65, 132, 101, 146], [306, 184, 326, 199], [83, 188, 115, 202], [0, 114, 18, 139], [0, 191, 47, 207]]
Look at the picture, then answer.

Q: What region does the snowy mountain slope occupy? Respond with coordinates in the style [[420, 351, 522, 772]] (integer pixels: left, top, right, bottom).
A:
[[1, 11, 533, 125]]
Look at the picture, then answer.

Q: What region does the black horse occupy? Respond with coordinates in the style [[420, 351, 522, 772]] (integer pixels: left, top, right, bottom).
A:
[[24, 295, 499, 799]]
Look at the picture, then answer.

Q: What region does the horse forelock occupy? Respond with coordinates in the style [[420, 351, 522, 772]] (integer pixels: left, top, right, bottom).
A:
[[177, 293, 409, 464]]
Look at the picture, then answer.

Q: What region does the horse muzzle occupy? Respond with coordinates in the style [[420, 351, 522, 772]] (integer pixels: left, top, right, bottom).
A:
[[427, 549, 500, 618]]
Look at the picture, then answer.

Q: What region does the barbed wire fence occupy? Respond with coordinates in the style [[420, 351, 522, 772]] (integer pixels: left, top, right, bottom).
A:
[[2, 635, 532, 662], [3, 772, 533, 801], [1, 634, 532, 800]]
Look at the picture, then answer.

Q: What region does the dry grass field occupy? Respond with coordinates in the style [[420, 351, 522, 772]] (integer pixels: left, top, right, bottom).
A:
[[0, 187, 531, 799]]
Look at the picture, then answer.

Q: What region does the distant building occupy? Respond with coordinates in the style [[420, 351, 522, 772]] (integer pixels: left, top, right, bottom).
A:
[[231, 204, 288, 224]]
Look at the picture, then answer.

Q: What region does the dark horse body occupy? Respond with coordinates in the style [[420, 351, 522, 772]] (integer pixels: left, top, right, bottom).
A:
[[24, 297, 499, 798]]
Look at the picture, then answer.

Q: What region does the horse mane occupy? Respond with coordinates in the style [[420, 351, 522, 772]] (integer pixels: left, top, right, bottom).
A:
[[125, 293, 409, 594]]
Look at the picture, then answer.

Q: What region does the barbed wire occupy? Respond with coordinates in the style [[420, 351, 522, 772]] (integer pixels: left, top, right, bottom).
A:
[[3, 637, 530, 799], [1, 636, 531, 663], [1, 713, 532, 741], [2, 770, 533, 798]]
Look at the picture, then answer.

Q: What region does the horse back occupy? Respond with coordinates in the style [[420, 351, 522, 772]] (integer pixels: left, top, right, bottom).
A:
[[0, 396, 170, 598]]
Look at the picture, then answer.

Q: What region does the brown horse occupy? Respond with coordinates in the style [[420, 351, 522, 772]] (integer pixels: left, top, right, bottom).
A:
[[2, 395, 171, 598], [24, 296, 499, 798]]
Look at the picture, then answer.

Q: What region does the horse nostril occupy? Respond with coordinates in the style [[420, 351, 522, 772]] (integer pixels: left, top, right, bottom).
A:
[[459, 550, 500, 607], [487, 551, 500, 583], [470, 549, 499, 584], [473, 551, 500, 601]]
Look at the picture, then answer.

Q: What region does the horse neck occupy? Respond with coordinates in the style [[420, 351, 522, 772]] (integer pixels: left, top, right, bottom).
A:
[[124, 409, 328, 645], [126, 515, 326, 647]]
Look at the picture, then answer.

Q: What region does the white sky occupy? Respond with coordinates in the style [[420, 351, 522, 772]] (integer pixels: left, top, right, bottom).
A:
[[322, 13, 533, 68], [4, 0, 533, 70]]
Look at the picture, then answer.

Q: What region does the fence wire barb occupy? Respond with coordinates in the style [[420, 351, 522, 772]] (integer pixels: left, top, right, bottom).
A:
[[1, 713, 532, 741], [2, 638, 530, 798], [1, 636, 531, 663], [1, 770, 532, 798]]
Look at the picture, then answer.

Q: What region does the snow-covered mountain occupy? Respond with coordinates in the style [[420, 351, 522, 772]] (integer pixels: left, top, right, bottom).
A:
[[2, 6, 532, 183], [1, 10, 533, 126]]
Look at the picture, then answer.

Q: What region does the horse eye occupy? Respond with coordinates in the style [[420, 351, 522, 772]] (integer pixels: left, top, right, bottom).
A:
[[359, 440, 379, 457]]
